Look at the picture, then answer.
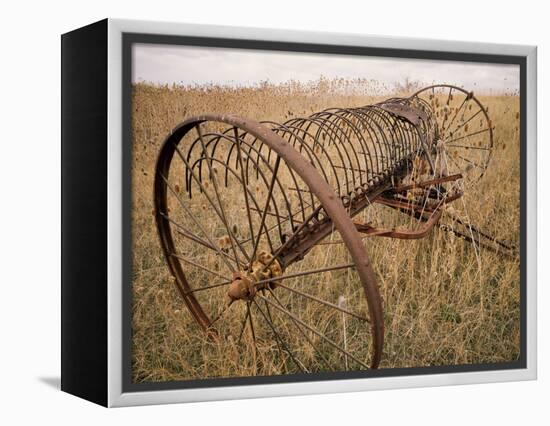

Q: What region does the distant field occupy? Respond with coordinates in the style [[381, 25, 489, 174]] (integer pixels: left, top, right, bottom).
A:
[[130, 80, 520, 383]]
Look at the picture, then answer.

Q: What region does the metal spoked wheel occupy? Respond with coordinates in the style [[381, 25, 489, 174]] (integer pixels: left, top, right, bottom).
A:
[[154, 115, 384, 374], [411, 84, 494, 188]]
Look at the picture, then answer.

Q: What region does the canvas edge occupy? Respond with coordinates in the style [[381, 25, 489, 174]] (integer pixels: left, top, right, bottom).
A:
[[106, 18, 537, 407]]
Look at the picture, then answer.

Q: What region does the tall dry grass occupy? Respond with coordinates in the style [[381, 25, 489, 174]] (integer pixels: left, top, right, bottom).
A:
[[130, 80, 520, 382]]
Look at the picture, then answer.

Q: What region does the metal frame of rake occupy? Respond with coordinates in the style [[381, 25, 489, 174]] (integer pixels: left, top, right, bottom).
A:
[[153, 84, 517, 372]]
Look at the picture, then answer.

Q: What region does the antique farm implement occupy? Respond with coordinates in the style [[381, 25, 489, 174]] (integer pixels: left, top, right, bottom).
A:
[[154, 84, 516, 372]]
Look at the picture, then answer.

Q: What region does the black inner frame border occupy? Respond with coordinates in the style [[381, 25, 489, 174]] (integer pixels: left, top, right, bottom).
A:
[[122, 32, 528, 393]]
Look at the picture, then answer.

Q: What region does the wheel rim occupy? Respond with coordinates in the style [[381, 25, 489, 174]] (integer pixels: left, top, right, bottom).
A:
[[154, 115, 384, 372]]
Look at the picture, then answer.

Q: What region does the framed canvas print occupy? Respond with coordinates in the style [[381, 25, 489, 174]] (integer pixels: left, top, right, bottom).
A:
[[61, 18, 537, 407]]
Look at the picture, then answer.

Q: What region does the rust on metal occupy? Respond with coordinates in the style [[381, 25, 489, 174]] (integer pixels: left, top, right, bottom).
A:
[[377, 101, 428, 126], [154, 84, 509, 372], [354, 208, 443, 240]]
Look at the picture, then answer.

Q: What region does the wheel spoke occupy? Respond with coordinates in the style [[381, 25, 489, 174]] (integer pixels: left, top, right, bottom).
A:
[[267, 288, 332, 370], [257, 294, 370, 369], [170, 253, 227, 281], [172, 143, 223, 219], [248, 206, 304, 225], [208, 300, 234, 329], [455, 154, 484, 169], [446, 143, 490, 151], [237, 302, 252, 343], [160, 173, 235, 272], [439, 87, 453, 130], [161, 212, 244, 267], [195, 124, 250, 265], [445, 87, 453, 106], [239, 203, 308, 246], [445, 127, 490, 145], [252, 298, 308, 373], [241, 198, 316, 246], [254, 262, 356, 288], [447, 108, 483, 137], [247, 301, 258, 354], [172, 140, 264, 257], [257, 204, 324, 274], [445, 152, 467, 176], [182, 280, 232, 296], [442, 95, 467, 135], [250, 155, 281, 268], [234, 127, 257, 251], [273, 281, 370, 322]]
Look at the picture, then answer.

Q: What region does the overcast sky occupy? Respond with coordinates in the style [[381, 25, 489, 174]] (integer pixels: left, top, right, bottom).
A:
[[133, 43, 519, 94]]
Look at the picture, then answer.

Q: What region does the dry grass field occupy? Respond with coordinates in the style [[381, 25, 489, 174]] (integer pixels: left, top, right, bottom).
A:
[[130, 79, 520, 383]]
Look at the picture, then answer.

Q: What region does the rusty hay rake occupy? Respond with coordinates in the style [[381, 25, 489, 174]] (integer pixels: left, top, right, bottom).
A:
[[153, 84, 517, 372]]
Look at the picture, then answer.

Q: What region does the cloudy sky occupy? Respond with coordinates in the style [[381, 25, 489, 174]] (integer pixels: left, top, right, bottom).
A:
[[133, 43, 519, 94]]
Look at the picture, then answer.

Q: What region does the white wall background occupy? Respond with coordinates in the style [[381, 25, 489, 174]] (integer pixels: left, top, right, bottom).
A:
[[0, 0, 546, 424]]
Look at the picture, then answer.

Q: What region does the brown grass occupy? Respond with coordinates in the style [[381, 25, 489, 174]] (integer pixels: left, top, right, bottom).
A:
[[130, 80, 520, 383]]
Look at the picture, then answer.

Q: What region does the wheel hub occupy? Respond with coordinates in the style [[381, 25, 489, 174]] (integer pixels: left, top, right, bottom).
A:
[[227, 251, 283, 301]]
